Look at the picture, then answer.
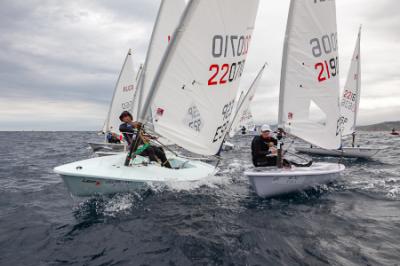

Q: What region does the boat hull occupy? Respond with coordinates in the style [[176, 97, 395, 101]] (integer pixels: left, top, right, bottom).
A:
[[222, 141, 235, 151], [244, 163, 345, 197], [54, 153, 216, 197], [295, 146, 384, 159], [88, 142, 125, 152]]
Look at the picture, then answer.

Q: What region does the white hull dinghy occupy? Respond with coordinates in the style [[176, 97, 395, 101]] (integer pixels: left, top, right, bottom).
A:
[[245, 0, 345, 197], [295, 146, 384, 159], [54, 153, 216, 197], [89, 49, 142, 155], [245, 163, 345, 198]]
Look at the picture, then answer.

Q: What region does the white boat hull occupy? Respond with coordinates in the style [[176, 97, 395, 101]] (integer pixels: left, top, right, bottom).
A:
[[244, 163, 345, 198], [222, 141, 235, 151], [295, 146, 384, 159], [88, 142, 125, 153], [54, 153, 216, 197]]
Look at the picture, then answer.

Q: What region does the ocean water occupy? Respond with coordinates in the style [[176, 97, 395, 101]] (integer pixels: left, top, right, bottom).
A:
[[0, 131, 399, 266]]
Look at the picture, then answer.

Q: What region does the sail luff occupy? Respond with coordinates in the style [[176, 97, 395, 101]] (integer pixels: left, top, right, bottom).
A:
[[139, 0, 196, 123], [136, 0, 166, 120], [278, 0, 296, 126], [353, 26, 362, 132]]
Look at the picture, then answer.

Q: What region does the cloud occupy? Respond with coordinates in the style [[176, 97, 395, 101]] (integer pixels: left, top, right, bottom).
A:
[[0, 0, 398, 130]]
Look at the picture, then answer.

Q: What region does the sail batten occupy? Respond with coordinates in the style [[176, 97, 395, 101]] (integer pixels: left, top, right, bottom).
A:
[[279, 0, 342, 150]]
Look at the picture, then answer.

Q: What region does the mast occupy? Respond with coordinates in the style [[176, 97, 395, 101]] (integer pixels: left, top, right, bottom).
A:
[[352, 26, 362, 146], [277, 0, 295, 168], [125, 0, 196, 166], [104, 49, 132, 135]]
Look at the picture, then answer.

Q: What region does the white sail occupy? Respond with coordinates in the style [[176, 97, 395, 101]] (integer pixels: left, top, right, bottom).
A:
[[137, 0, 186, 118], [278, 0, 342, 150], [130, 63, 144, 121], [229, 64, 266, 138], [340, 27, 361, 136], [145, 0, 260, 155], [104, 49, 138, 135]]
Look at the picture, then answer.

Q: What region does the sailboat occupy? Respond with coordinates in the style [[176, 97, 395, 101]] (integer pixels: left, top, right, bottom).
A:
[[54, 0, 261, 196], [89, 0, 187, 156], [219, 64, 266, 152], [228, 64, 266, 139], [88, 49, 141, 156], [244, 0, 345, 198], [295, 27, 385, 159]]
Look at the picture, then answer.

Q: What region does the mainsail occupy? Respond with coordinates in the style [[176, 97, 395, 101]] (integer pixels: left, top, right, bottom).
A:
[[137, 0, 186, 119], [229, 64, 266, 138], [278, 0, 342, 150], [104, 49, 138, 134], [143, 0, 260, 155], [341, 27, 361, 136]]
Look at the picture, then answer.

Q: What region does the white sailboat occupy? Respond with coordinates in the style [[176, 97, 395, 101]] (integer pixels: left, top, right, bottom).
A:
[[296, 27, 384, 159], [228, 64, 266, 139], [88, 49, 139, 155], [245, 0, 345, 198], [220, 64, 266, 151], [89, 0, 187, 156], [54, 0, 260, 196]]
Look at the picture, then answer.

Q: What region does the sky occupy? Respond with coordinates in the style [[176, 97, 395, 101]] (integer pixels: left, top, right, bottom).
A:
[[0, 0, 399, 131]]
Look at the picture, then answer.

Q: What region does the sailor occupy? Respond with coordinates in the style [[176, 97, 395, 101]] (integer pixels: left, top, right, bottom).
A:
[[106, 132, 121, 144], [119, 111, 171, 168], [241, 126, 246, 135], [251, 124, 278, 167]]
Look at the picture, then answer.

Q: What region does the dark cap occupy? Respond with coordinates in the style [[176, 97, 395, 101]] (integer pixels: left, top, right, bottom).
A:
[[119, 111, 133, 121]]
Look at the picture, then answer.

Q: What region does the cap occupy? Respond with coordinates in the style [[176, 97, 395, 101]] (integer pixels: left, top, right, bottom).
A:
[[261, 124, 271, 132]]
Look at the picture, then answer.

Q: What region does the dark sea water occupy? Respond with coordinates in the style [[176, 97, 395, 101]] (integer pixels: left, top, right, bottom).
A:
[[0, 131, 399, 266]]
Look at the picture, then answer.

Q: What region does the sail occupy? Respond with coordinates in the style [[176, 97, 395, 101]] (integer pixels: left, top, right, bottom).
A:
[[104, 49, 137, 134], [278, 0, 342, 150], [130, 63, 144, 121], [137, 0, 186, 119], [229, 64, 266, 138], [340, 27, 361, 136], [147, 0, 260, 155]]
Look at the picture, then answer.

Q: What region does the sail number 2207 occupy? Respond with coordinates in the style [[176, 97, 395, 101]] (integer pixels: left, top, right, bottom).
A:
[[208, 35, 251, 86]]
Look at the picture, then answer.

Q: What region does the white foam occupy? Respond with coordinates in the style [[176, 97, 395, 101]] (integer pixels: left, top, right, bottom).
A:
[[148, 173, 231, 193]]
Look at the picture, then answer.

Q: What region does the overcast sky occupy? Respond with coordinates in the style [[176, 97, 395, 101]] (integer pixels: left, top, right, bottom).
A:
[[0, 0, 399, 131]]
